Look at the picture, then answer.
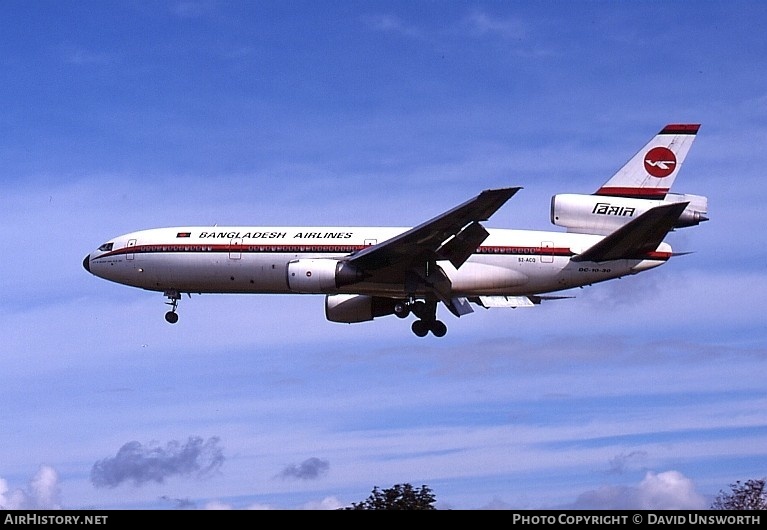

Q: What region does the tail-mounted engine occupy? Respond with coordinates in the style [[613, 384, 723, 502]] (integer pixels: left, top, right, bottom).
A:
[[550, 193, 708, 235]]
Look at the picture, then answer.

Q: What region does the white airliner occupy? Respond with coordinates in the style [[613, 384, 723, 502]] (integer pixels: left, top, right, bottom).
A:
[[84, 124, 708, 337]]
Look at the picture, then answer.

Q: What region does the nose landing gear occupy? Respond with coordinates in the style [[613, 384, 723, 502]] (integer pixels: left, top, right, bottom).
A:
[[164, 290, 181, 324]]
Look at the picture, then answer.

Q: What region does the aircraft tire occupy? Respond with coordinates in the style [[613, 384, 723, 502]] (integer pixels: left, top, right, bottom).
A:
[[165, 311, 179, 324], [394, 302, 410, 318], [411, 320, 429, 337], [431, 320, 447, 337]]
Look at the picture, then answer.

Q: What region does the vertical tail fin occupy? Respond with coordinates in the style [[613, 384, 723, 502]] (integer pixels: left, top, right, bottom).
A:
[[596, 124, 700, 199]]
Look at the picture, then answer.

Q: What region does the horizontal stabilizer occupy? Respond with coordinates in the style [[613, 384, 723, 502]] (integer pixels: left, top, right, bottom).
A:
[[572, 202, 688, 263]]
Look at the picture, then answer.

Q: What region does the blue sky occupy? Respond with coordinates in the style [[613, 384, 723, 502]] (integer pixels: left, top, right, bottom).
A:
[[2, 0, 766, 510]]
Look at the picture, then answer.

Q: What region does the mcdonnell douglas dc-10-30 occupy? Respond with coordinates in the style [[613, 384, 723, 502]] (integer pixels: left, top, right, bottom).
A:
[[84, 124, 708, 337]]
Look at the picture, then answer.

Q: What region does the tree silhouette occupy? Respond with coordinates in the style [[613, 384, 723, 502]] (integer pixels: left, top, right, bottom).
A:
[[711, 479, 767, 510], [344, 483, 437, 510]]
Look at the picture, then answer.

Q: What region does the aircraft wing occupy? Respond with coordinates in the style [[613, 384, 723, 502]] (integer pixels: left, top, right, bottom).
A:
[[572, 201, 688, 263], [345, 187, 521, 272]]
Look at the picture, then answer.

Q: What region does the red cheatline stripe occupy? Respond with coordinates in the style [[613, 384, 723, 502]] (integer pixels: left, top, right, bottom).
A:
[[94, 245, 670, 262], [595, 187, 669, 199], [94, 244, 577, 259]]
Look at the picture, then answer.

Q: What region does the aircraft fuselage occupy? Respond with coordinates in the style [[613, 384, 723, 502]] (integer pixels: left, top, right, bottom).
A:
[[84, 225, 668, 297]]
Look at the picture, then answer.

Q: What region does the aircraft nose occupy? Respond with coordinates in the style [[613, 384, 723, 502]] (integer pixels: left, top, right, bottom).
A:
[[83, 254, 91, 273]]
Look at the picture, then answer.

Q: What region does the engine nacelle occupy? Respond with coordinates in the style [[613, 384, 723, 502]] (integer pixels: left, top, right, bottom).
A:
[[325, 294, 398, 323], [663, 193, 709, 227], [287, 259, 339, 294], [550, 193, 708, 234], [286, 259, 365, 293]]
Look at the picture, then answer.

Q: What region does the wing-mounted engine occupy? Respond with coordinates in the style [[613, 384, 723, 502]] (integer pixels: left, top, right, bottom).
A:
[[550, 193, 708, 235], [325, 294, 398, 323], [286, 259, 364, 294]]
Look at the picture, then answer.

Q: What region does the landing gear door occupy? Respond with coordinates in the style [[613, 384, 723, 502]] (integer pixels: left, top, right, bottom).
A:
[[126, 239, 137, 260]]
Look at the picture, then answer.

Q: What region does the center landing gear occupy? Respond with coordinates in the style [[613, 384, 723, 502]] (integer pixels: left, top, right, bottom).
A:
[[397, 299, 448, 337], [164, 290, 181, 324], [411, 319, 447, 338]]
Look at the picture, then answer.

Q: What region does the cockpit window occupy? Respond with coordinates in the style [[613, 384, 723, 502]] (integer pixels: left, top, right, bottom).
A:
[[98, 242, 114, 252]]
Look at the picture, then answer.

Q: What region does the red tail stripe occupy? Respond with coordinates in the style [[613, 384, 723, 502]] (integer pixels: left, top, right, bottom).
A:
[[595, 187, 669, 199], [660, 124, 700, 135]]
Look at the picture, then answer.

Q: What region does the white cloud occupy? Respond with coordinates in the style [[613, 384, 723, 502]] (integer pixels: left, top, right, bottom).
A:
[[202, 500, 233, 510], [636, 471, 708, 510], [568, 470, 706, 510], [301, 496, 344, 510], [0, 466, 62, 510]]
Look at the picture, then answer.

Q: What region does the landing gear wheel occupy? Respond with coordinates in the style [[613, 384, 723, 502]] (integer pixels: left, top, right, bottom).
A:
[[411, 320, 429, 337], [394, 302, 410, 318], [163, 289, 181, 324], [431, 320, 447, 337]]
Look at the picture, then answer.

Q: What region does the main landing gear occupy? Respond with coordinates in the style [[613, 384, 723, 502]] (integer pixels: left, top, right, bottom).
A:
[[164, 290, 181, 324], [394, 299, 447, 338]]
